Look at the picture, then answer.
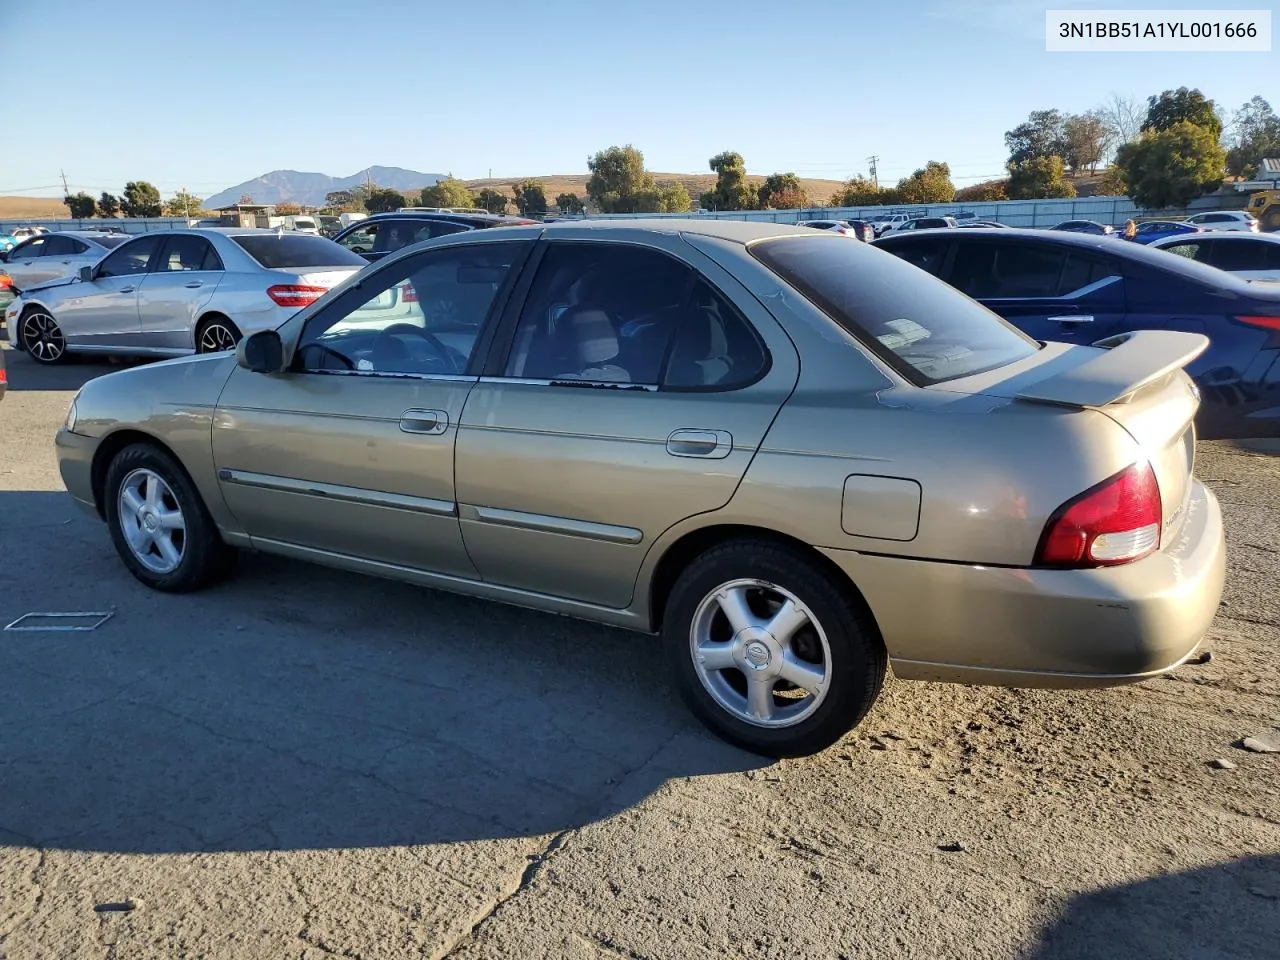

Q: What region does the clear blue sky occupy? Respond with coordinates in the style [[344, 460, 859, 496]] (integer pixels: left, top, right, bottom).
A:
[[4, 0, 1276, 202]]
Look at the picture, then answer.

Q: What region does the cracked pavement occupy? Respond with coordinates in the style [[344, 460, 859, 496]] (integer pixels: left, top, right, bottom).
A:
[[1, 348, 1277, 959]]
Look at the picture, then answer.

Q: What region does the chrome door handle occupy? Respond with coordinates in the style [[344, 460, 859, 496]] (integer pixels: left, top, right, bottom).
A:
[[184, 280, 204, 288], [666, 429, 732, 459], [399, 408, 448, 435], [119, 286, 135, 293], [1049, 314, 1094, 324]]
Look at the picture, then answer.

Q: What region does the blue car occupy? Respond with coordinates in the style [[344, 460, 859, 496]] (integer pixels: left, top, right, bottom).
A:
[[873, 227, 1280, 439], [1129, 220, 1203, 244]]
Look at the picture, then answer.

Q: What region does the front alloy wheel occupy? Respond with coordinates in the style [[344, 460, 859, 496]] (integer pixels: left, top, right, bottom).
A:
[[20, 309, 67, 364]]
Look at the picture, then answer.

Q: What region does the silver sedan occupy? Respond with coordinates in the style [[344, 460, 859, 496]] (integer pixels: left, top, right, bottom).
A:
[[1, 230, 131, 292], [5, 228, 371, 364]]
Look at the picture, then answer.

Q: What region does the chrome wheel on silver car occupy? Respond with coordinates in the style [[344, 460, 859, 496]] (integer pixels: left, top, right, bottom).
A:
[[20, 308, 67, 364], [117, 468, 187, 574], [690, 579, 832, 728], [663, 539, 886, 757], [196, 317, 241, 353]]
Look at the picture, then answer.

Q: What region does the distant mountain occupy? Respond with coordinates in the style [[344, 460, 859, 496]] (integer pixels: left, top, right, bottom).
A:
[[203, 166, 446, 209]]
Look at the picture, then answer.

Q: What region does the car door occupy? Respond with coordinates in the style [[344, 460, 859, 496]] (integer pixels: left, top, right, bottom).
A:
[[136, 234, 224, 351], [453, 235, 800, 609], [29, 235, 87, 284], [943, 237, 1127, 343], [211, 237, 533, 575], [51, 234, 162, 347], [5, 236, 49, 289]]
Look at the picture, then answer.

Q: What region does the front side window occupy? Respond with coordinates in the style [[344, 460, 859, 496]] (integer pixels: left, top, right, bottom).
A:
[[41, 236, 87, 257], [337, 224, 378, 252], [97, 235, 163, 277], [1161, 241, 1204, 262], [753, 234, 1037, 384], [12, 237, 47, 259], [159, 236, 223, 272], [296, 243, 523, 377]]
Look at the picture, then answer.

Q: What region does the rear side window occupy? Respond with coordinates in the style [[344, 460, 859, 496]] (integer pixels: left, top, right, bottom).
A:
[[888, 236, 950, 276], [753, 235, 1038, 385], [376, 220, 470, 253], [42, 236, 87, 256], [159, 235, 223, 272], [1161, 242, 1204, 261], [231, 234, 366, 269], [94, 235, 130, 250], [1211, 240, 1268, 272]]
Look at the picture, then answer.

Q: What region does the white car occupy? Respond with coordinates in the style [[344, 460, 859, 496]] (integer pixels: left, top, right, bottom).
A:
[[1183, 210, 1260, 233], [5, 228, 371, 364], [1151, 232, 1280, 282], [872, 213, 916, 237], [1, 231, 132, 293]]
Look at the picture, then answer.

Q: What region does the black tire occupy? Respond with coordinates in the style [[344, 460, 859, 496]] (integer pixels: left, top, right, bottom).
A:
[[103, 443, 237, 592], [19, 306, 68, 364], [195, 315, 242, 354], [662, 539, 886, 758]]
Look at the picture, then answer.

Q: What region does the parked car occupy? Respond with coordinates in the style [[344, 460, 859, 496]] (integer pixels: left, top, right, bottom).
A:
[[1184, 210, 1260, 233], [1128, 221, 1202, 244], [890, 216, 958, 232], [801, 219, 874, 241], [957, 220, 1010, 229], [332, 210, 536, 263], [0, 231, 133, 292], [0, 233, 19, 253], [281, 215, 320, 235], [53, 219, 1225, 757], [1050, 220, 1114, 236], [10, 226, 49, 242], [5, 228, 369, 364], [317, 215, 343, 238], [1151, 232, 1280, 282], [871, 213, 916, 236], [873, 227, 1280, 438]]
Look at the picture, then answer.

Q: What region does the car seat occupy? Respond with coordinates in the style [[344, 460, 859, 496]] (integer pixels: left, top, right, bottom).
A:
[[555, 308, 630, 382]]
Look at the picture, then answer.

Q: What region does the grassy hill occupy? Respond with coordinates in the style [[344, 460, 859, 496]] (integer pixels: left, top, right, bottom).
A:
[[0, 197, 67, 220]]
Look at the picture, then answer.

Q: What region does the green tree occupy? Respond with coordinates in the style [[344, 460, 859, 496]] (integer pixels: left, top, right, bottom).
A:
[[1062, 112, 1112, 173], [895, 161, 956, 203], [476, 188, 508, 214], [1095, 166, 1128, 196], [758, 172, 808, 209], [656, 181, 692, 213], [586, 145, 659, 213], [364, 188, 406, 213], [701, 151, 758, 211], [831, 175, 884, 206], [556, 192, 585, 215], [121, 180, 162, 217], [1226, 96, 1280, 178], [163, 190, 205, 218], [98, 192, 120, 217], [512, 179, 548, 217], [63, 192, 97, 218], [419, 177, 476, 209], [1142, 87, 1221, 139], [1115, 121, 1226, 209], [273, 200, 302, 216], [1007, 156, 1076, 199], [956, 179, 1008, 202], [325, 189, 362, 212], [1005, 110, 1067, 166]]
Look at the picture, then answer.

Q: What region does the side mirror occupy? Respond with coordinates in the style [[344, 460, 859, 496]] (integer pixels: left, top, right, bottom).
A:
[[78, 265, 94, 282], [236, 330, 286, 374]]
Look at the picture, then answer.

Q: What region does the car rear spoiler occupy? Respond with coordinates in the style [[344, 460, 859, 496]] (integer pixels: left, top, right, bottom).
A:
[[1014, 330, 1209, 408]]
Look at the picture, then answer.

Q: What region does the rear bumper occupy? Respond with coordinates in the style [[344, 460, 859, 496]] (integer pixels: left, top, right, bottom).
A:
[[821, 479, 1227, 688], [55, 428, 101, 518]]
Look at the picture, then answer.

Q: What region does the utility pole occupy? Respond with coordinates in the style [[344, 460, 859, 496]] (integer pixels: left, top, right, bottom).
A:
[[183, 185, 191, 218], [60, 169, 69, 195], [866, 155, 879, 189]]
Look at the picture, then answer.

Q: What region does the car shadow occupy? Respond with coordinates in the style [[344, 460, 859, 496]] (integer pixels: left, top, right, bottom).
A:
[[0, 343, 145, 391], [0, 491, 765, 856], [1023, 854, 1280, 959]]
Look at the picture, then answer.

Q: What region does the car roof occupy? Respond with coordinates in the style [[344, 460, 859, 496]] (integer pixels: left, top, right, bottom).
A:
[[44, 230, 127, 240], [1153, 231, 1280, 245], [359, 211, 531, 226], [538, 217, 812, 243]]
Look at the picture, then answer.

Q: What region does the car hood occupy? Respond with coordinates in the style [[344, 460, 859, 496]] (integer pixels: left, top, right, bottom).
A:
[[21, 275, 79, 296]]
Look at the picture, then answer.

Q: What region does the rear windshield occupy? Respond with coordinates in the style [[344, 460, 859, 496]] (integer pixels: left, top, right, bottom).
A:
[[751, 235, 1039, 384], [231, 234, 366, 269], [293, 219, 316, 228], [94, 235, 130, 249]]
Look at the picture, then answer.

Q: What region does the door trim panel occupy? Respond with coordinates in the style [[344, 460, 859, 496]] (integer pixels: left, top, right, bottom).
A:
[[462, 504, 643, 544], [218, 468, 456, 516]]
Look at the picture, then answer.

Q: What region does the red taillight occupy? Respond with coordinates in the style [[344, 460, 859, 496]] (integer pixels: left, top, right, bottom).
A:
[[1236, 315, 1280, 332], [267, 284, 327, 307], [400, 282, 418, 303], [1035, 462, 1162, 568], [0, 274, 11, 289]]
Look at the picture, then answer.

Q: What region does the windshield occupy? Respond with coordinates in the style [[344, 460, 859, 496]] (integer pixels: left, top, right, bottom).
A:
[[293, 219, 316, 229], [750, 235, 1039, 384], [231, 234, 366, 269]]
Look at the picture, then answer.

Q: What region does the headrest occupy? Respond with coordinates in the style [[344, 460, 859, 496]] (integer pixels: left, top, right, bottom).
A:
[[569, 309, 618, 364]]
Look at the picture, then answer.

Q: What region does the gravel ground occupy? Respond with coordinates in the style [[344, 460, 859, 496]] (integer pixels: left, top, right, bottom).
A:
[[1, 346, 1276, 959]]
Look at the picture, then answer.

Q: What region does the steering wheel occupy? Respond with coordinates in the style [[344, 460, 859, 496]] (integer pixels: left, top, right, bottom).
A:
[[374, 323, 468, 374]]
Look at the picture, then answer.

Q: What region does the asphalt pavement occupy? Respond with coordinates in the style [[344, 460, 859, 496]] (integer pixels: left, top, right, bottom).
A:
[[1, 344, 1276, 959]]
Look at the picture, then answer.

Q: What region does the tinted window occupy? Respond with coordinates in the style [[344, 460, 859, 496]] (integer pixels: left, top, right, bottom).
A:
[[297, 243, 521, 377], [337, 223, 378, 252], [376, 219, 469, 253], [1056, 252, 1121, 294], [662, 279, 769, 390], [889, 236, 950, 276], [97, 235, 163, 277], [12, 238, 47, 258], [948, 241, 1066, 298], [753, 235, 1037, 384], [916, 218, 949, 229], [231, 234, 365, 269], [41, 236, 87, 256], [94, 235, 131, 249], [1161, 241, 1204, 261], [504, 242, 692, 384], [159, 235, 223, 272], [1211, 240, 1269, 272]]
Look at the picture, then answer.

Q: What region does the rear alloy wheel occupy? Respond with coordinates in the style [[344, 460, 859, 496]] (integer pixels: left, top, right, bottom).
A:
[[104, 443, 236, 592], [663, 539, 886, 757], [20, 308, 67, 364], [196, 316, 241, 354]]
